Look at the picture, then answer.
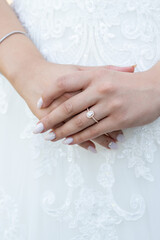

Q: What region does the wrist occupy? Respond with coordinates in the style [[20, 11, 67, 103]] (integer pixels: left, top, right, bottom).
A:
[[0, 34, 48, 100], [0, 34, 45, 84], [12, 56, 47, 102]]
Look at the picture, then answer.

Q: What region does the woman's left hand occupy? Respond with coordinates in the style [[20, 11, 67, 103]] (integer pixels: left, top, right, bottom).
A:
[[34, 62, 160, 145]]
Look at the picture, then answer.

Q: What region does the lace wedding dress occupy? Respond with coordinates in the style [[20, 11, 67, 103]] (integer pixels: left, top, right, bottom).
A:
[[1, 0, 160, 239]]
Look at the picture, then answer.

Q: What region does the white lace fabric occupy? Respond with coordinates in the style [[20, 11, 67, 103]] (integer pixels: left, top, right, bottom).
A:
[[0, 0, 160, 239]]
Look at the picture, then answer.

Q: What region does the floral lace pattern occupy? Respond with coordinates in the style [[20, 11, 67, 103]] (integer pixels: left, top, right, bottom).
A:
[[0, 188, 20, 240], [0, 0, 160, 239], [42, 162, 145, 240], [11, 0, 160, 68], [117, 120, 160, 182]]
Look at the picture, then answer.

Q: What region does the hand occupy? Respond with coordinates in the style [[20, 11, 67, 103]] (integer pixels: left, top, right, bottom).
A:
[[45, 91, 125, 151], [43, 65, 135, 151], [15, 58, 133, 152], [13, 59, 97, 151], [33, 63, 145, 147], [35, 62, 160, 145]]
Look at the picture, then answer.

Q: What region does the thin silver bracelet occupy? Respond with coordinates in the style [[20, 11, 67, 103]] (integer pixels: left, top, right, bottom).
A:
[[0, 31, 27, 44]]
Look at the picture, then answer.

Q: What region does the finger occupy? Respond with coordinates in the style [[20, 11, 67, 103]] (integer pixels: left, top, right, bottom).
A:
[[106, 65, 136, 73], [108, 130, 125, 142], [45, 126, 97, 153], [37, 64, 136, 109], [93, 134, 118, 150], [62, 116, 118, 145], [33, 89, 97, 134], [49, 93, 76, 111], [45, 103, 109, 141], [93, 130, 125, 150], [78, 141, 97, 153], [38, 70, 92, 109], [78, 64, 136, 73]]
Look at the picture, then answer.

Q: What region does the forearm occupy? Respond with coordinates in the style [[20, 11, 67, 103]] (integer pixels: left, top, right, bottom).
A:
[[0, 0, 45, 88]]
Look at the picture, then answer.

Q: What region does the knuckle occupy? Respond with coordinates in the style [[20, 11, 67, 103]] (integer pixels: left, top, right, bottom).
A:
[[89, 128, 98, 138], [44, 115, 52, 129], [63, 101, 73, 115], [98, 81, 115, 94], [106, 81, 115, 92], [75, 115, 84, 127], [111, 98, 122, 111], [57, 128, 66, 138]]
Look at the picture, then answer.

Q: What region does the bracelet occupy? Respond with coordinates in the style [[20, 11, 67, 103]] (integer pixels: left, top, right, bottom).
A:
[[0, 31, 27, 44]]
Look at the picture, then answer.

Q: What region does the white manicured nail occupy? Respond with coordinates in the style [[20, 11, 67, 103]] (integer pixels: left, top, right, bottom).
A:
[[117, 134, 125, 142], [45, 132, 56, 141], [63, 137, 73, 145], [108, 142, 118, 149], [33, 122, 44, 134], [88, 146, 97, 153], [37, 97, 43, 109]]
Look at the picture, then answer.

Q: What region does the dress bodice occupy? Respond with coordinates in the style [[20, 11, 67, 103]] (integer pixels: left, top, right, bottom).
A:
[[12, 0, 160, 69]]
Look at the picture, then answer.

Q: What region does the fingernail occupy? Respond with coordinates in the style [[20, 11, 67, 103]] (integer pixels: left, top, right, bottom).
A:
[[37, 97, 43, 109], [45, 131, 56, 141], [88, 146, 97, 153], [117, 134, 125, 142], [63, 137, 73, 145], [108, 142, 118, 149], [33, 122, 44, 134]]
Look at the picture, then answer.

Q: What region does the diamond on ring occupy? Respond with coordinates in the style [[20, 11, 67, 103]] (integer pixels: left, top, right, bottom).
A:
[[86, 108, 99, 123], [87, 110, 94, 119]]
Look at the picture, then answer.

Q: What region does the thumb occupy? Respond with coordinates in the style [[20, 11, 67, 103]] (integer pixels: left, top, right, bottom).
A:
[[105, 64, 136, 73], [78, 64, 136, 73]]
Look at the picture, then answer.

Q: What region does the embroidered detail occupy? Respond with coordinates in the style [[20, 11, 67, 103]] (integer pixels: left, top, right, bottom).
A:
[[117, 118, 160, 182], [42, 163, 145, 239], [12, 0, 160, 68], [0, 188, 20, 240]]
